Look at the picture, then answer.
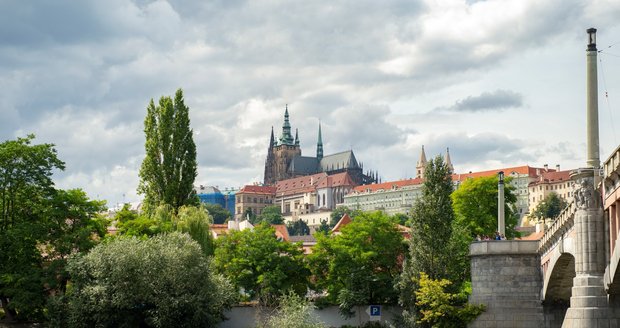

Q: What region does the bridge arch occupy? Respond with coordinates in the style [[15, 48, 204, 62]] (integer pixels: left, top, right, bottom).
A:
[[542, 237, 575, 303]]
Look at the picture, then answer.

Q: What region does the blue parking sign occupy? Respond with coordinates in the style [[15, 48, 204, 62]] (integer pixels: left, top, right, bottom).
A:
[[370, 305, 381, 316]]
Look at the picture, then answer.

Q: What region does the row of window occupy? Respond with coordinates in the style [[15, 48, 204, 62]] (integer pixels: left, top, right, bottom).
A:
[[239, 196, 273, 204]]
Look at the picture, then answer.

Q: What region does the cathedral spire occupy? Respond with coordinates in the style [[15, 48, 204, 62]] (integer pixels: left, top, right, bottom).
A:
[[445, 147, 454, 172], [279, 104, 294, 145], [416, 145, 427, 179], [316, 121, 323, 161], [269, 126, 275, 149], [294, 128, 299, 146]]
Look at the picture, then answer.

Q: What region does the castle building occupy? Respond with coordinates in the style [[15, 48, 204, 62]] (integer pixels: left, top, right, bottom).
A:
[[263, 106, 378, 186]]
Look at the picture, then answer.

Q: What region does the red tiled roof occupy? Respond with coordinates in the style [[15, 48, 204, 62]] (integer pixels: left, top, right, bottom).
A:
[[452, 166, 551, 182], [238, 185, 277, 195], [519, 230, 544, 241], [272, 224, 290, 242], [316, 172, 356, 189], [352, 178, 423, 193], [529, 170, 572, 186], [331, 213, 352, 233], [276, 173, 327, 196]]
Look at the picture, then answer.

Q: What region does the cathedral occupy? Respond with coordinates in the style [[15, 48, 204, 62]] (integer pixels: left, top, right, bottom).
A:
[[263, 106, 378, 186]]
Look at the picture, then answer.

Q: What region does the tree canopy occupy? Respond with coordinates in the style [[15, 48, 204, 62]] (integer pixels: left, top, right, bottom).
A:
[[0, 135, 66, 321], [451, 176, 519, 239], [138, 89, 199, 215], [56, 233, 236, 328], [399, 155, 476, 327], [255, 205, 284, 224], [213, 223, 309, 305], [309, 211, 405, 316], [203, 203, 231, 224], [329, 206, 361, 227], [531, 192, 567, 221]]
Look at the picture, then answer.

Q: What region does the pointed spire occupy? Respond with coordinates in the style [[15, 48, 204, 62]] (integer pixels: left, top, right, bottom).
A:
[[316, 121, 324, 161], [269, 126, 275, 149], [416, 145, 427, 179], [445, 147, 454, 172], [294, 128, 299, 146], [279, 104, 294, 145]]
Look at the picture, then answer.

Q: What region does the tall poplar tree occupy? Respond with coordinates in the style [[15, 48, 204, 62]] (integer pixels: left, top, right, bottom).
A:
[[399, 155, 467, 327], [138, 89, 198, 215]]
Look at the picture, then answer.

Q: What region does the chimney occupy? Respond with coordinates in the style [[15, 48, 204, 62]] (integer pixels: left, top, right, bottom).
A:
[[544, 164, 548, 172], [556, 164, 560, 172]]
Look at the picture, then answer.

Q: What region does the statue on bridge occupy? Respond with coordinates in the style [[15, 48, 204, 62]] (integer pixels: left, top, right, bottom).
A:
[[574, 177, 600, 210]]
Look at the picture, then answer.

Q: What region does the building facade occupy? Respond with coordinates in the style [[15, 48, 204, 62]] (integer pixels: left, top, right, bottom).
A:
[[196, 185, 237, 216], [527, 167, 573, 217], [234, 185, 277, 220]]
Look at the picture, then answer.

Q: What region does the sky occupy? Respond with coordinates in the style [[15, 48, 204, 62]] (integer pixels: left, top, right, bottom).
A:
[[2, 0, 620, 208]]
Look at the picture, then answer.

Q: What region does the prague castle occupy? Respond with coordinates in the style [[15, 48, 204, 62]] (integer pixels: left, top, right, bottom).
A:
[[263, 106, 378, 186]]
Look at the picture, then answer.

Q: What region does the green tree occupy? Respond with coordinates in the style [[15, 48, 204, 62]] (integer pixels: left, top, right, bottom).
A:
[[57, 233, 236, 328], [0, 135, 65, 321], [264, 292, 326, 328], [451, 176, 519, 239], [43, 189, 107, 294], [174, 205, 214, 256], [399, 155, 472, 327], [255, 205, 284, 224], [531, 192, 567, 221], [414, 273, 484, 328], [213, 223, 309, 305], [203, 203, 231, 224], [287, 219, 311, 236], [329, 206, 361, 227], [315, 219, 331, 235], [138, 89, 199, 215], [309, 211, 405, 316]]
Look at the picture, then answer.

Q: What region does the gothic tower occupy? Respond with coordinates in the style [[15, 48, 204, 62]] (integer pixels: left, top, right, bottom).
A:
[[263, 105, 301, 185], [416, 145, 427, 179], [316, 122, 323, 161]]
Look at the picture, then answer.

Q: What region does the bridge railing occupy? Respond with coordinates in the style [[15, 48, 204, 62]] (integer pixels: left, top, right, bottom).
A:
[[538, 200, 576, 253]]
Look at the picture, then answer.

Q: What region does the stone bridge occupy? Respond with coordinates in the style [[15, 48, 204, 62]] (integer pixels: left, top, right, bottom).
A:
[[469, 28, 620, 327]]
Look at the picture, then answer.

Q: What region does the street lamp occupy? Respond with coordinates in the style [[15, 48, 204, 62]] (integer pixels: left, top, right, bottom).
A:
[[498, 171, 505, 237], [587, 28, 597, 51]]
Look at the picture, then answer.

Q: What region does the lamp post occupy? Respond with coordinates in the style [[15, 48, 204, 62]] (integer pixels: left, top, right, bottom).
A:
[[498, 171, 505, 237]]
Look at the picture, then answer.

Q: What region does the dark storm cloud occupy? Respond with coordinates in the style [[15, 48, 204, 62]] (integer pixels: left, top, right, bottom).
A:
[[438, 89, 523, 112]]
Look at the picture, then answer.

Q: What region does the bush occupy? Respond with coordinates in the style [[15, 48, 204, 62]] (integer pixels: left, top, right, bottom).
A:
[[56, 233, 236, 328], [263, 292, 325, 328]]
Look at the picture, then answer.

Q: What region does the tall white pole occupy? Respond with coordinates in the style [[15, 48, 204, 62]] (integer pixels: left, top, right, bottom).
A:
[[586, 28, 600, 173]]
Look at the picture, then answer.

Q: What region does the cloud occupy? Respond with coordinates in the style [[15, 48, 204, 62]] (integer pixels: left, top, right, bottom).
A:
[[437, 89, 523, 112]]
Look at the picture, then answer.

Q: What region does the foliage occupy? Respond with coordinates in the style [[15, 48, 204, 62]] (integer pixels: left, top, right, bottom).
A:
[[287, 219, 311, 236], [0, 135, 65, 321], [116, 214, 171, 237], [329, 206, 362, 227], [399, 155, 460, 326], [309, 211, 405, 316], [315, 219, 331, 235], [174, 205, 214, 255], [255, 205, 284, 224], [138, 89, 199, 215], [43, 189, 107, 294], [406, 155, 455, 281], [451, 176, 520, 239], [213, 223, 309, 305], [414, 272, 484, 328], [243, 207, 257, 222], [203, 203, 231, 224], [263, 291, 325, 328], [392, 213, 409, 226], [531, 192, 567, 221], [58, 233, 236, 328]]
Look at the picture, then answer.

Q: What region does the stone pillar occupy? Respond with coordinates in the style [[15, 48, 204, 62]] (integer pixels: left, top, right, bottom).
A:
[[468, 240, 544, 327], [586, 28, 600, 171], [562, 169, 610, 327]]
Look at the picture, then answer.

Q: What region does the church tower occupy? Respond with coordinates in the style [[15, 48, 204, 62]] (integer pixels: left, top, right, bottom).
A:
[[316, 122, 323, 161], [263, 105, 302, 185], [445, 147, 454, 173], [416, 145, 427, 179]]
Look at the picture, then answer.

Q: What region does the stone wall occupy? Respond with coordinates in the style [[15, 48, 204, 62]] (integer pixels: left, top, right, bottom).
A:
[[468, 240, 544, 328]]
